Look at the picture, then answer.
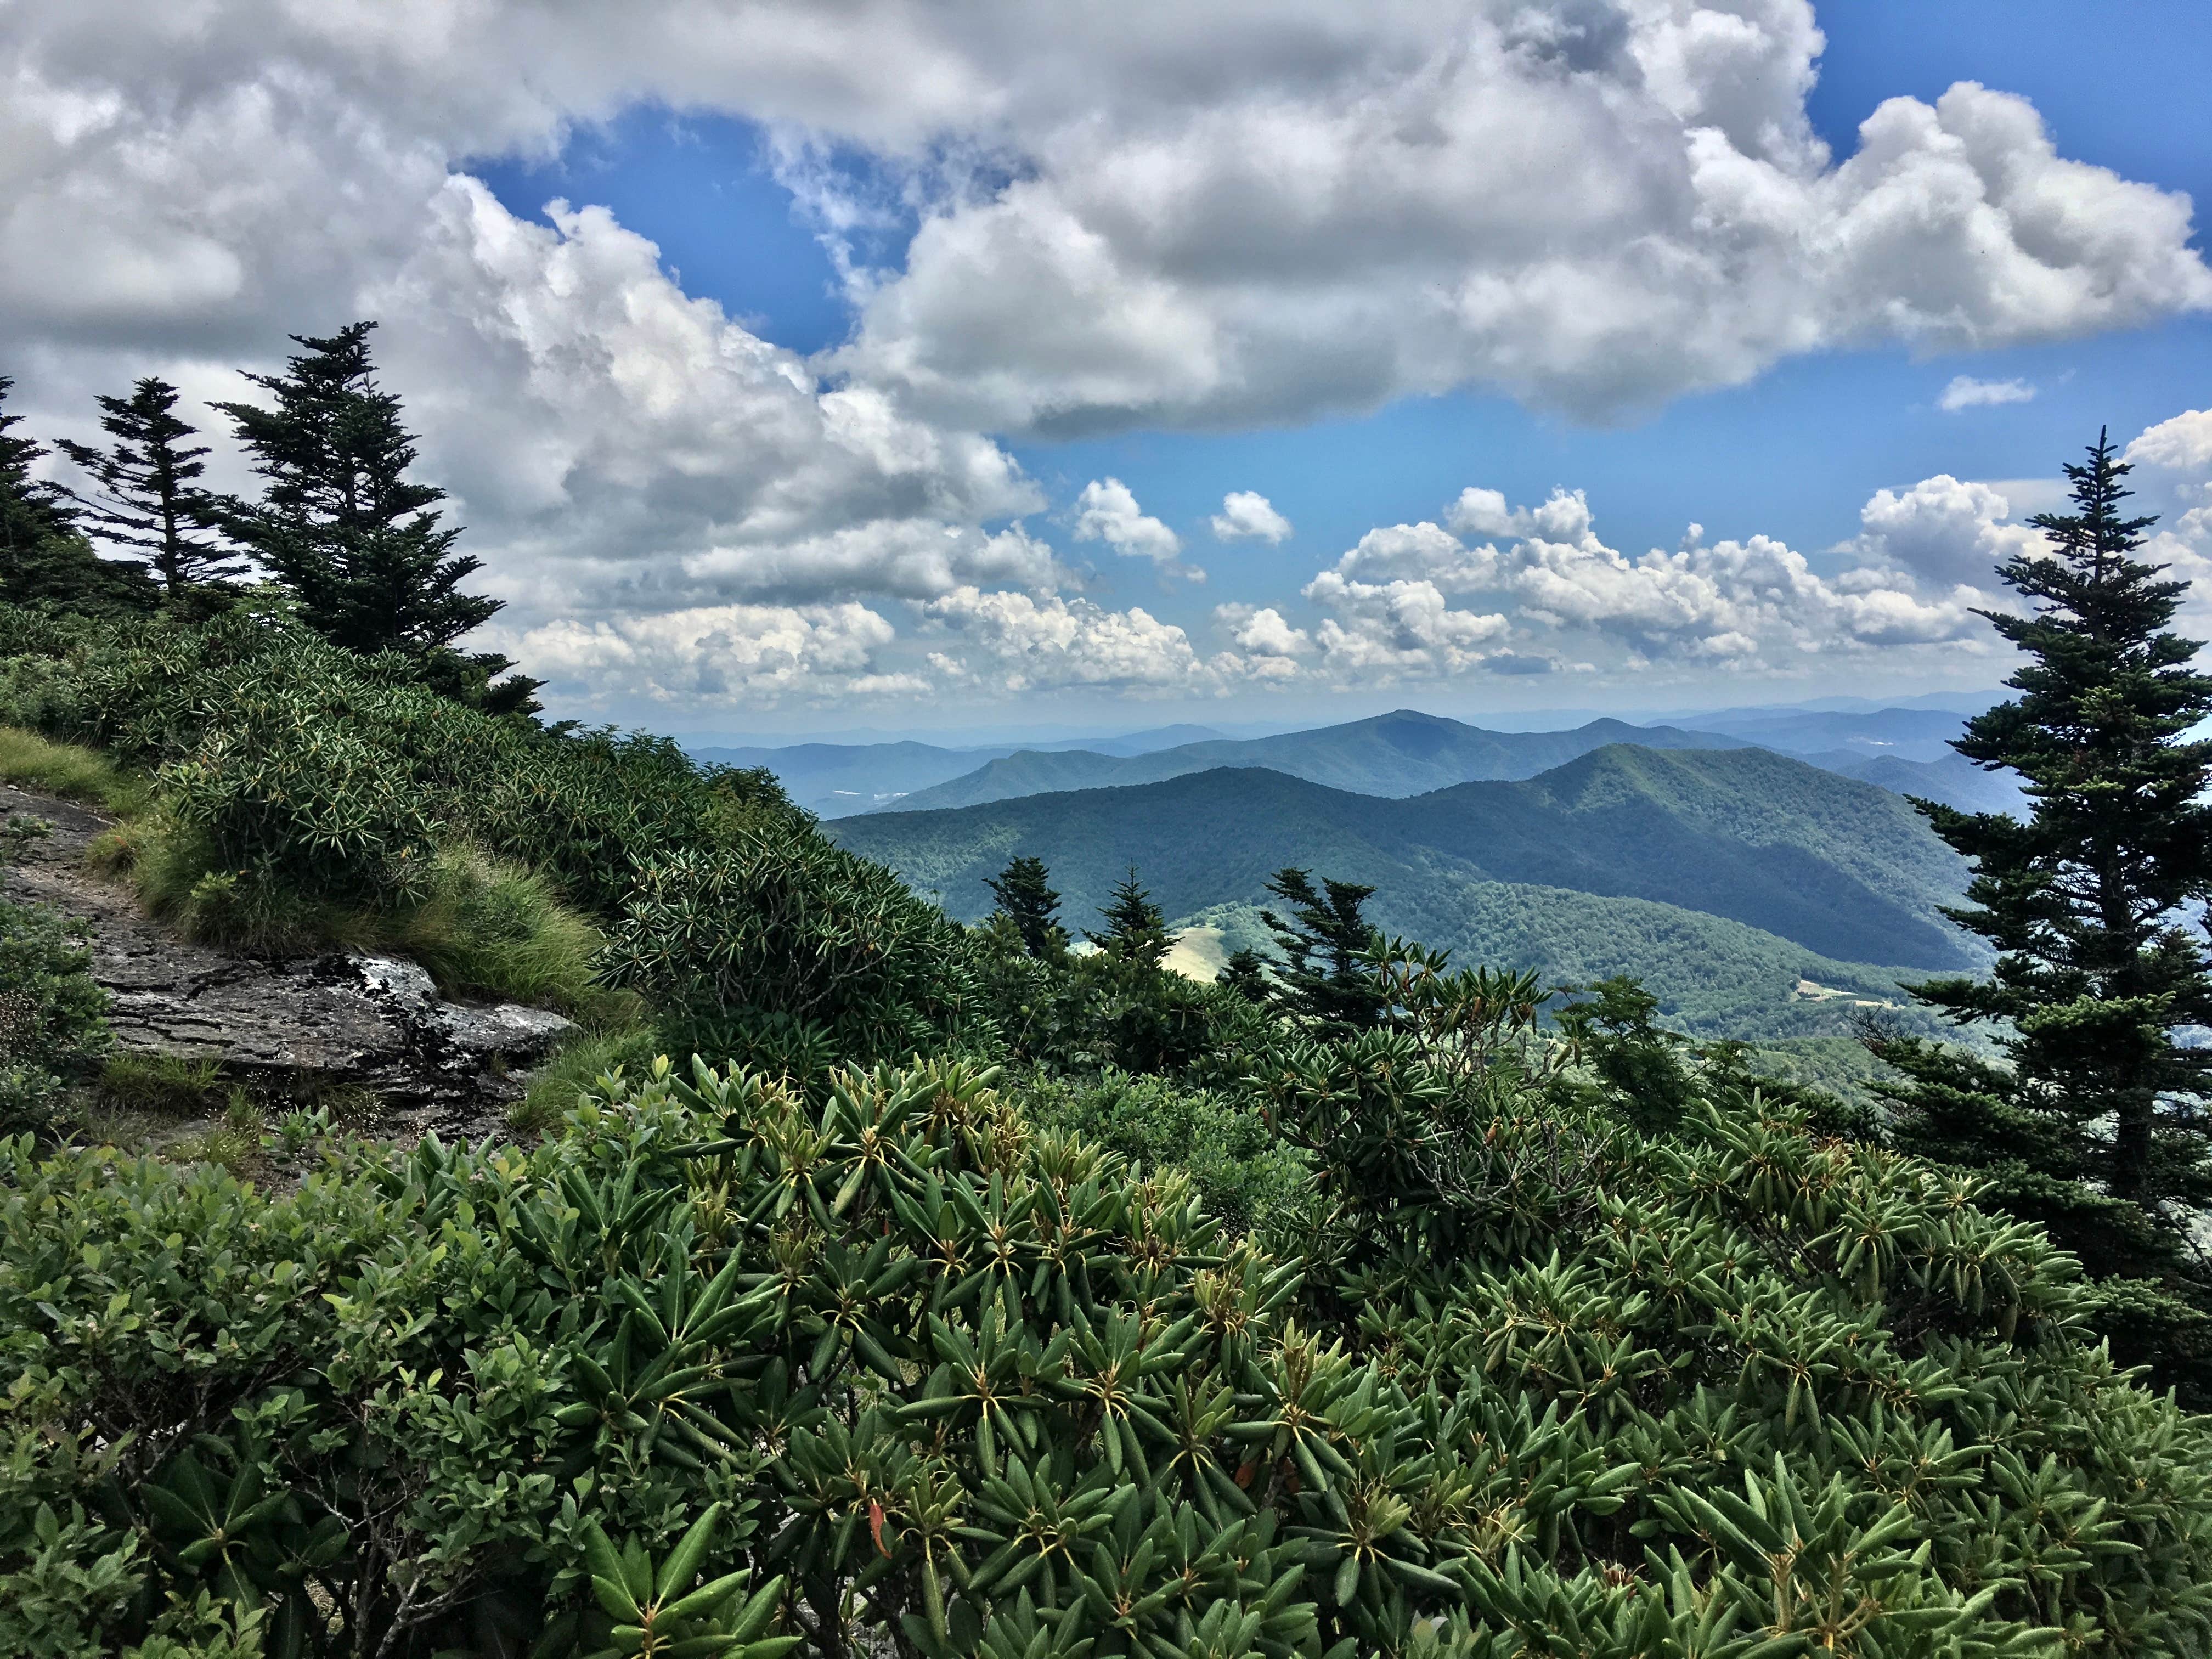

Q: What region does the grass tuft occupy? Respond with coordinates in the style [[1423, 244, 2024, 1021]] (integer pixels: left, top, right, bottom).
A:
[[171, 1092, 267, 1175], [390, 847, 607, 1012], [124, 819, 611, 1011], [0, 726, 151, 815], [98, 1051, 229, 1116], [509, 1022, 663, 1137]]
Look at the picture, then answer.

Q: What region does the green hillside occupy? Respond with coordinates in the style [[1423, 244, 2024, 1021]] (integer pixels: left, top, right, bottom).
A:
[[883, 707, 1748, 810], [1173, 887, 1936, 1040], [831, 743, 1979, 975]]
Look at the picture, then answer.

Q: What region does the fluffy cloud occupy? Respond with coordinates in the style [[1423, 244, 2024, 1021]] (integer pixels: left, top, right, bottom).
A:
[[2128, 410, 2212, 475], [362, 179, 1048, 622], [7, 3, 2204, 445], [1302, 573, 1511, 676], [919, 586, 1216, 695], [2121, 410, 2212, 626], [1072, 477, 1189, 577], [821, 22, 2212, 430], [1210, 491, 1293, 544], [7, 4, 2209, 713], [503, 602, 920, 708], [1939, 375, 2036, 411], [1305, 483, 1983, 671], [1851, 476, 2038, 588]]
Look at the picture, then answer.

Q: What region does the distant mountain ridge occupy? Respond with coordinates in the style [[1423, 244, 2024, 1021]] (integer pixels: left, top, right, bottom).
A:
[[875, 709, 1753, 812], [689, 724, 1227, 816], [829, 743, 1976, 974]]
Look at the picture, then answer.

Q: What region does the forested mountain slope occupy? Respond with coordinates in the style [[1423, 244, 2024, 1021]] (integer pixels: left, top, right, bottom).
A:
[[831, 743, 1977, 971], [879, 707, 1748, 810]]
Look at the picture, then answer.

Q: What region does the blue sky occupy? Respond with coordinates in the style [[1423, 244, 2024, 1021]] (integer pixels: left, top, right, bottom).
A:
[[11, 2, 2212, 735]]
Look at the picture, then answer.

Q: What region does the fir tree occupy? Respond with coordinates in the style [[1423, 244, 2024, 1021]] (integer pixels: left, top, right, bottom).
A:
[[216, 323, 501, 656], [57, 377, 247, 606], [0, 378, 157, 616], [1259, 867, 1386, 1034], [985, 855, 1066, 959], [1553, 976, 1699, 1135], [1087, 867, 1171, 969], [1867, 430, 2212, 1388], [1219, 947, 1274, 1004]]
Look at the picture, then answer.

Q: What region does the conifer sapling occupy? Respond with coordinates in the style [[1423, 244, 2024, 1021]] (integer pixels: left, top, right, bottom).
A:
[[58, 377, 247, 605]]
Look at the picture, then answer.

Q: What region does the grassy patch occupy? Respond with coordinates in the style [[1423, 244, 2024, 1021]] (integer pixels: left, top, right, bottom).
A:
[[115, 815, 612, 1011], [388, 847, 607, 1012], [169, 1095, 268, 1176], [509, 1022, 664, 1137], [97, 1051, 229, 1115], [0, 726, 149, 815]]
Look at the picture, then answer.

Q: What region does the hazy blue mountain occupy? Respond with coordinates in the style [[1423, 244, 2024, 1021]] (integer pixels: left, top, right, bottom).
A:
[[830, 744, 1976, 973], [688, 740, 1011, 817], [1028, 724, 1227, 756], [1661, 706, 1971, 763], [875, 709, 1752, 813], [687, 723, 1231, 816], [1802, 749, 2027, 815]]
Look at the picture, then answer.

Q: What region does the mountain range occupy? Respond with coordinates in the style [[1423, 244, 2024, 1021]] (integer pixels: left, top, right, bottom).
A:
[[874, 710, 1753, 812], [696, 701, 2023, 822], [828, 744, 1983, 1038], [689, 724, 1226, 816]]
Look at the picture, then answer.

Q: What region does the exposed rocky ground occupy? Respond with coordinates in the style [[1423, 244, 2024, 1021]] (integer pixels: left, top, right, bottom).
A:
[[2, 783, 573, 1144]]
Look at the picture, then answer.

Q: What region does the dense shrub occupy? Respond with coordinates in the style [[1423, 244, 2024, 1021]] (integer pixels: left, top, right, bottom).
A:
[[0, 605, 785, 919], [0, 817, 111, 1138], [1021, 1066, 1308, 1232], [601, 827, 995, 1060], [0, 895, 109, 1138], [5, 1051, 2208, 1658]]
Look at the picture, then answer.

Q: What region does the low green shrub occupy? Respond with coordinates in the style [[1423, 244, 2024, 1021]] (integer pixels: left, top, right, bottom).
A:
[[0, 891, 109, 1138], [1023, 1065, 1308, 1231], [4, 1055, 2208, 1658], [602, 825, 995, 1060], [506, 1021, 664, 1136]]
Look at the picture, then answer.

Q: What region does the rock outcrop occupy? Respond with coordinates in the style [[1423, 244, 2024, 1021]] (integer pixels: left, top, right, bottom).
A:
[[2, 783, 574, 1141]]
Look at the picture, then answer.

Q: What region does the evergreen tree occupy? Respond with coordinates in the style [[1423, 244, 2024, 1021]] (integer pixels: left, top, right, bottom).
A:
[[1259, 867, 1387, 1034], [1554, 976, 1698, 1135], [985, 855, 1066, 958], [216, 323, 501, 656], [1867, 430, 2212, 1389], [1087, 866, 1171, 969], [0, 378, 157, 616], [1219, 947, 1274, 1005], [57, 377, 247, 606]]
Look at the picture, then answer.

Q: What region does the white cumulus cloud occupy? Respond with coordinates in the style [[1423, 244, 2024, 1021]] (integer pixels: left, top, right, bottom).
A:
[[2127, 409, 2212, 475], [1851, 476, 2038, 588], [919, 586, 1217, 695], [503, 602, 919, 708], [1210, 491, 1293, 544]]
